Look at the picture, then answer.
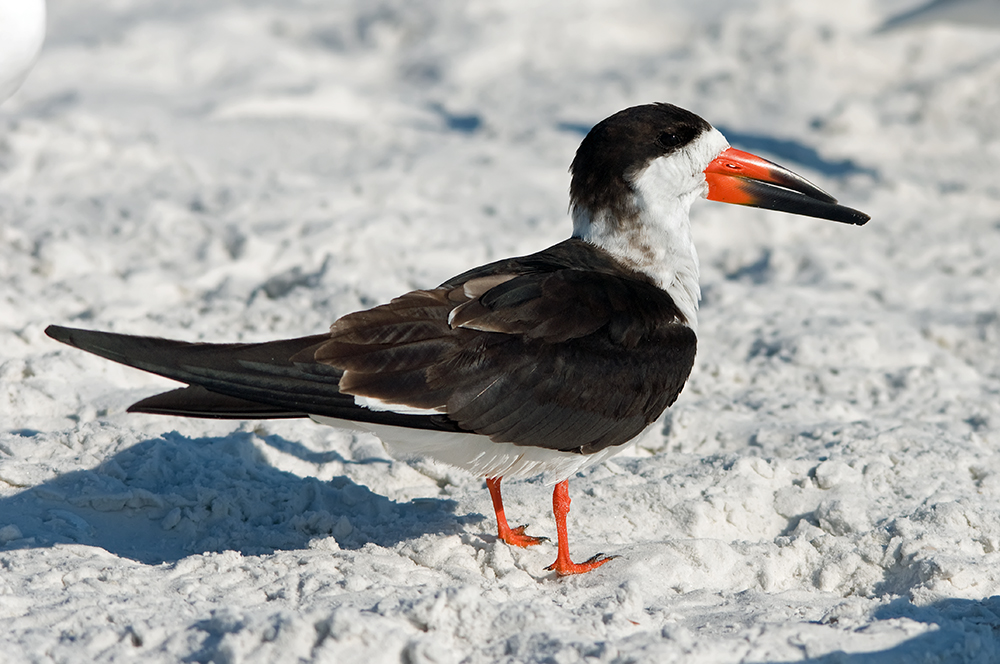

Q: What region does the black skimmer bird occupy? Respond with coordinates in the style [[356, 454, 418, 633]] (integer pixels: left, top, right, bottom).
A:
[[46, 103, 869, 575]]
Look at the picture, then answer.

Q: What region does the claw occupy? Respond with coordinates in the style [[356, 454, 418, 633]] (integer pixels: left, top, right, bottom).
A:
[[500, 525, 548, 548], [546, 552, 617, 576]]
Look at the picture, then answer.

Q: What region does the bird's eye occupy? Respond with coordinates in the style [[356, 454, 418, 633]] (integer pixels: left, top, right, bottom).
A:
[[656, 132, 681, 149]]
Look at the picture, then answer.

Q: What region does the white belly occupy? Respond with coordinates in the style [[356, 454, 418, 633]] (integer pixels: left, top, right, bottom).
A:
[[309, 415, 635, 482]]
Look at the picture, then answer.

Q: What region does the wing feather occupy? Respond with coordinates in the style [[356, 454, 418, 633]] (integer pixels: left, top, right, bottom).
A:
[[311, 239, 697, 453]]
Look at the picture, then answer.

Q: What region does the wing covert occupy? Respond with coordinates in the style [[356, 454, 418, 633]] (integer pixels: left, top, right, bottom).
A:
[[313, 250, 696, 454]]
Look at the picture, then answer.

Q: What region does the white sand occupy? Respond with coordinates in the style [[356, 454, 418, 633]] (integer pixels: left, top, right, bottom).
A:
[[3, 0, 1000, 661]]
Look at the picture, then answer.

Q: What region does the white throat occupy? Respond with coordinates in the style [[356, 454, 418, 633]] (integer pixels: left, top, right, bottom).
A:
[[571, 127, 730, 331]]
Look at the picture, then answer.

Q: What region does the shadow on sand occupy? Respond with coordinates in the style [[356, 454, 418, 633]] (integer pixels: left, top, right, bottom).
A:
[[0, 430, 480, 564], [750, 596, 1000, 663]]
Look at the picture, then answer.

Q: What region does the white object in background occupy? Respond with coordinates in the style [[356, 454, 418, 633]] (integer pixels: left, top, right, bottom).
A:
[[0, 0, 47, 104]]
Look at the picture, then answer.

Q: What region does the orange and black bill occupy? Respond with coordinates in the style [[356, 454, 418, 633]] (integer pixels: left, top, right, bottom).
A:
[[704, 147, 870, 226]]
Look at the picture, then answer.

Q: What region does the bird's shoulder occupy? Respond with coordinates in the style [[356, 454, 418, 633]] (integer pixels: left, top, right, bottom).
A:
[[326, 237, 692, 348]]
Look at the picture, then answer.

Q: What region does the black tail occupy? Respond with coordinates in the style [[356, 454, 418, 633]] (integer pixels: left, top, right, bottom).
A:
[[45, 325, 338, 419], [44, 325, 461, 432], [129, 385, 311, 419]]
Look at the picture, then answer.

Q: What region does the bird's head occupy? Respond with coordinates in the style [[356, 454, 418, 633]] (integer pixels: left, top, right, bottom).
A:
[[569, 103, 869, 231], [568, 103, 868, 329]]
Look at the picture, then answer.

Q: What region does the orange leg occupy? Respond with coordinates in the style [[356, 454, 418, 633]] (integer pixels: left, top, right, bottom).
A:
[[544, 480, 615, 575], [486, 476, 547, 547]]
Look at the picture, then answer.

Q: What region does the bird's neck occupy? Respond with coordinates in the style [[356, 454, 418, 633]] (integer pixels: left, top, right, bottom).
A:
[[571, 171, 702, 331]]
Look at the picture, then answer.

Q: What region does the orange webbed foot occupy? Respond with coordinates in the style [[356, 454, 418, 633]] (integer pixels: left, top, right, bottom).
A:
[[498, 524, 548, 548], [545, 552, 617, 576], [488, 477, 548, 547]]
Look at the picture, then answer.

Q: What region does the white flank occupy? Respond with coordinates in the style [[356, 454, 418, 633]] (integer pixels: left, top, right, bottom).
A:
[[310, 414, 637, 482]]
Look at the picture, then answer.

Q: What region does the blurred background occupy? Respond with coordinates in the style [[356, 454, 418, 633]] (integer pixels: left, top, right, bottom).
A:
[[3, 1, 1000, 662]]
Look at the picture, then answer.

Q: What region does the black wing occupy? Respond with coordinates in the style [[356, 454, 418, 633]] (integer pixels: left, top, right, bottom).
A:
[[46, 239, 697, 454]]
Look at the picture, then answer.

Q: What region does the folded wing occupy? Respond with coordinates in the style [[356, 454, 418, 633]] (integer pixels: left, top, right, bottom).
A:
[[47, 239, 697, 454]]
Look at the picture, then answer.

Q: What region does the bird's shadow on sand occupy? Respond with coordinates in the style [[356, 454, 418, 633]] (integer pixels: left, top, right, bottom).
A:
[[749, 595, 1000, 663], [0, 431, 480, 564]]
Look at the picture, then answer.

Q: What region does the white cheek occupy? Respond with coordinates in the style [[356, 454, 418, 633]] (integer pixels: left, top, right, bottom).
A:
[[631, 127, 729, 203], [692, 127, 731, 170], [637, 157, 696, 200]]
